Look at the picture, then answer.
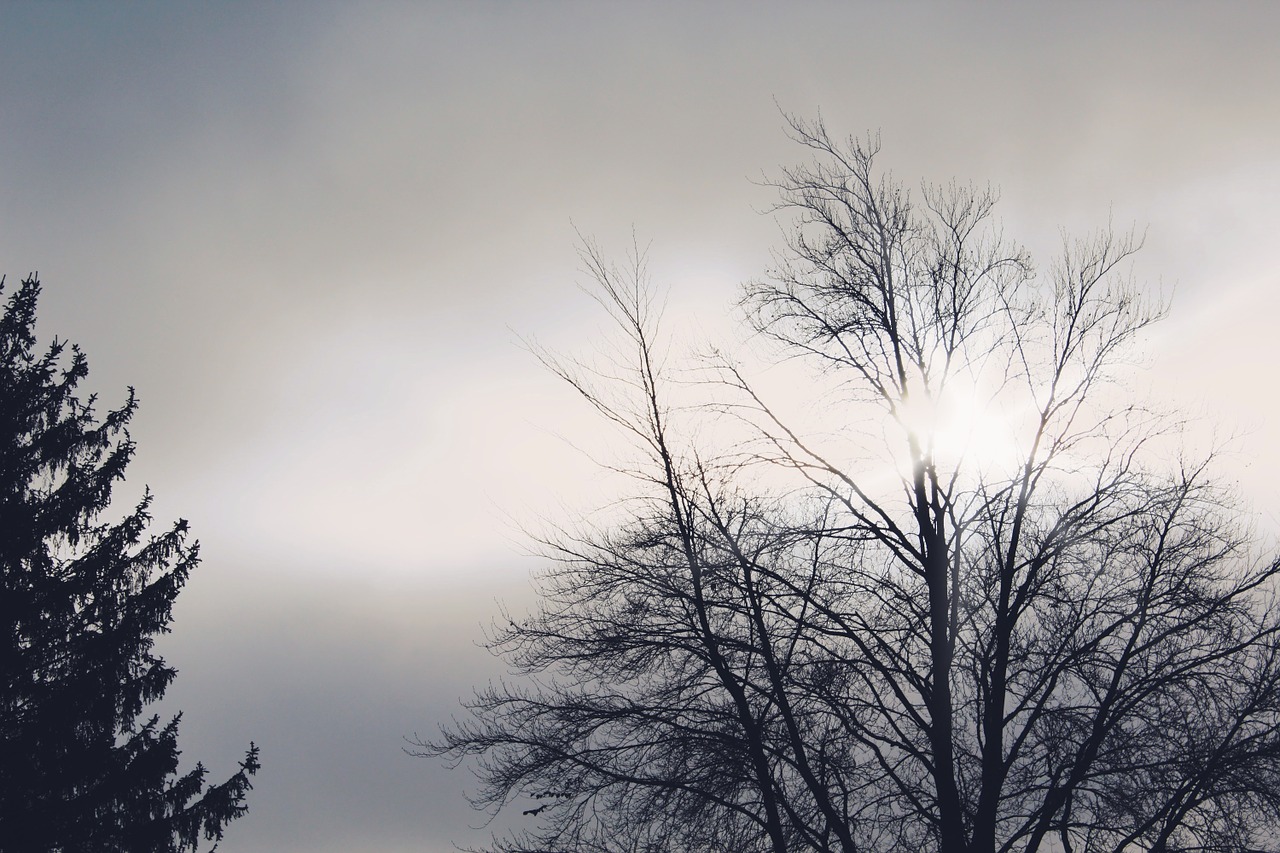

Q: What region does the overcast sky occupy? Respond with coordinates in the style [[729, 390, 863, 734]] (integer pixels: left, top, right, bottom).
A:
[[3, 3, 1279, 852]]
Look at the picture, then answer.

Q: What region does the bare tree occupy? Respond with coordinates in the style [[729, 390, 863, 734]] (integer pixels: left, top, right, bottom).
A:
[[423, 118, 1280, 853]]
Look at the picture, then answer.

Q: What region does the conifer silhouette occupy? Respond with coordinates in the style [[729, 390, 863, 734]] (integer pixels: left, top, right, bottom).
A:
[[0, 276, 258, 852]]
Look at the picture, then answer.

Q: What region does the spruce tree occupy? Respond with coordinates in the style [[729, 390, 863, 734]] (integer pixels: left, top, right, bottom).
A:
[[0, 276, 258, 852]]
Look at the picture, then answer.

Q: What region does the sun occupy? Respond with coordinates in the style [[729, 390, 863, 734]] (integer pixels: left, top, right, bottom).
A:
[[895, 372, 1028, 480]]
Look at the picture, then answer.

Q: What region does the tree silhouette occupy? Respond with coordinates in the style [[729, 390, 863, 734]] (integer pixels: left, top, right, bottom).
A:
[[428, 119, 1280, 853], [0, 276, 258, 853]]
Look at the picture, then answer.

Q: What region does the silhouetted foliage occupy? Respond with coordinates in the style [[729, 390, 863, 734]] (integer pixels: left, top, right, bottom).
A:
[[426, 119, 1280, 853], [0, 276, 258, 853]]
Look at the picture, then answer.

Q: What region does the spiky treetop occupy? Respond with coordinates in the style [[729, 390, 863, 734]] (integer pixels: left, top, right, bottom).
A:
[[0, 275, 257, 853]]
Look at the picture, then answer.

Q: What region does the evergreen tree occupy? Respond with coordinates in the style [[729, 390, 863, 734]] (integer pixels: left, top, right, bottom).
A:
[[0, 276, 258, 852]]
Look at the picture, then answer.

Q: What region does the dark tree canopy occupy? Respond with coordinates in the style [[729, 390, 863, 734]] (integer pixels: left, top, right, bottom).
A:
[[0, 276, 258, 853], [428, 121, 1280, 853]]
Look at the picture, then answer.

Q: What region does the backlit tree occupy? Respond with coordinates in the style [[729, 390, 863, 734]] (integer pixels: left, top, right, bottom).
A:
[[428, 119, 1280, 853]]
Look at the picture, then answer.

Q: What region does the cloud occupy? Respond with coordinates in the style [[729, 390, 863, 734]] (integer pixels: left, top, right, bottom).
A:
[[4, 2, 1280, 850]]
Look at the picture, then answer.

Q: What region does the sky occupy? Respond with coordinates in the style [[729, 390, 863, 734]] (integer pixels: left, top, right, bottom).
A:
[[2, 2, 1279, 851]]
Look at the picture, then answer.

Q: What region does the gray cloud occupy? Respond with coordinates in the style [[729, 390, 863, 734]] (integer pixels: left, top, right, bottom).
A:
[[2, 2, 1279, 850]]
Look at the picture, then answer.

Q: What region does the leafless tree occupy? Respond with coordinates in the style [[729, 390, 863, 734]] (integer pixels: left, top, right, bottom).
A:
[[423, 117, 1280, 853]]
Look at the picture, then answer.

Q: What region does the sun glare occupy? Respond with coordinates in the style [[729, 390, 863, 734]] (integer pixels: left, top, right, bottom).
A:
[[896, 375, 1027, 479]]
